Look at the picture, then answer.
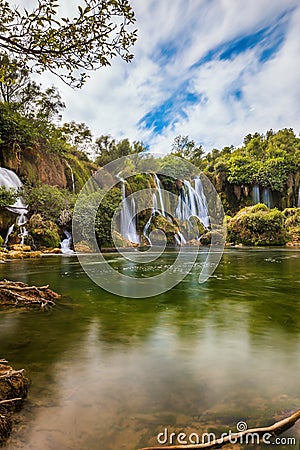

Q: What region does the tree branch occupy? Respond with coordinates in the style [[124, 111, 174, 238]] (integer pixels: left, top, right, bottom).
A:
[[139, 409, 300, 450]]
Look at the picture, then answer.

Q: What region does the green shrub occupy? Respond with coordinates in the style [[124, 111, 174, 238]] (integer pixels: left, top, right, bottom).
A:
[[0, 186, 18, 208], [74, 188, 122, 248], [28, 214, 60, 248], [23, 184, 76, 223], [227, 205, 288, 246]]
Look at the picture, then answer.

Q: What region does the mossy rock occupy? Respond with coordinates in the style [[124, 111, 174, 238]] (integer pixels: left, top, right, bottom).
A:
[[284, 208, 300, 229], [151, 214, 179, 245]]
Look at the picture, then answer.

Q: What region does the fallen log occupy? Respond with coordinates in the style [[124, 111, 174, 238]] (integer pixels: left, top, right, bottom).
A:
[[139, 409, 300, 450], [0, 279, 60, 309]]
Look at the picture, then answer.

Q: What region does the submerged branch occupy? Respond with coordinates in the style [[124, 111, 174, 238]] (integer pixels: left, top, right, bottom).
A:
[[0, 398, 22, 405], [0, 369, 24, 379], [139, 409, 300, 450], [0, 279, 60, 309]]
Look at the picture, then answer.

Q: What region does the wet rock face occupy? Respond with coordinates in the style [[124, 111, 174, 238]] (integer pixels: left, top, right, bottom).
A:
[[20, 148, 68, 188], [0, 210, 16, 237], [3, 147, 67, 188]]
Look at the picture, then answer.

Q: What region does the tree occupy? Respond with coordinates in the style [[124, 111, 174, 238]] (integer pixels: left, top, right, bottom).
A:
[[0, 55, 65, 122], [171, 135, 204, 166], [94, 135, 146, 166], [0, 0, 137, 88], [60, 121, 92, 147], [0, 54, 29, 102]]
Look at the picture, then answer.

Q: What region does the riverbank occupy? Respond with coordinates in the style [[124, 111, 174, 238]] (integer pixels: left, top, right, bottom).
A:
[[0, 250, 299, 450], [0, 244, 63, 262]]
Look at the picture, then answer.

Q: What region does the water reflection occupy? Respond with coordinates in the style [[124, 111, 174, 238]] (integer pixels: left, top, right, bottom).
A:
[[0, 250, 299, 449]]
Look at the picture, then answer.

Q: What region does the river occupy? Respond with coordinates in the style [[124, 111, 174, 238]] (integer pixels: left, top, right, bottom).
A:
[[0, 248, 299, 449]]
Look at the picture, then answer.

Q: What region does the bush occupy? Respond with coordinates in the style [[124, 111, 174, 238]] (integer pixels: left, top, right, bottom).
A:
[[74, 188, 122, 248], [27, 214, 60, 248], [23, 184, 76, 223], [0, 186, 18, 208], [227, 205, 288, 246]]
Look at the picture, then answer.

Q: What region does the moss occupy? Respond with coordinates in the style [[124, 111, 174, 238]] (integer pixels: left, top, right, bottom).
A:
[[21, 159, 39, 184], [64, 153, 91, 191], [227, 205, 288, 246], [250, 203, 269, 213], [282, 207, 299, 218]]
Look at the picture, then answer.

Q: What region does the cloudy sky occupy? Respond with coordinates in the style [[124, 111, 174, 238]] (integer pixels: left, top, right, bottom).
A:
[[40, 0, 300, 153]]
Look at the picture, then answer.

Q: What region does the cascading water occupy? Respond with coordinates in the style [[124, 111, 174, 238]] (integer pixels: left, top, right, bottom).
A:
[[60, 230, 74, 254], [143, 175, 169, 245], [144, 174, 209, 246], [143, 193, 157, 245], [0, 167, 28, 245], [175, 178, 210, 228], [252, 184, 260, 205], [4, 224, 14, 246], [65, 161, 75, 193], [262, 188, 271, 208], [193, 176, 210, 227], [117, 175, 140, 244], [153, 174, 166, 217]]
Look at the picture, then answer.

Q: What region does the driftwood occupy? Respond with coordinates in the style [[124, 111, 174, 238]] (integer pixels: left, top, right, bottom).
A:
[[0, 369, 25, 379], [0, 398, 22, 405], [0, 360, 29, 444], [0, 279, 60, 309], [139, 409, 300, 450]]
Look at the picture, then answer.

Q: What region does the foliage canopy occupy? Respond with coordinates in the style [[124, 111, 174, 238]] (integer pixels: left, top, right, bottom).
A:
[[0, 0, 137, 87]]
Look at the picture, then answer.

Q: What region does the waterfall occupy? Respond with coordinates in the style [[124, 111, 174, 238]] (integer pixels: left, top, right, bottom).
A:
[[153, 174, 166, 217], [142, 175, 210, 246], [194, 176, 210, 227], [118, 176, 140, 244], [262, 188, 271, 208], [176, 231, 186, 245], [0, 168, 28, 215], [60, 230, 74, 254], [175, 178, 210, 228], [0, 167, 28, 245], [4, 224, 14, 246], [297, 187, 300, 208], [143, 175, 168, 245], [65, 161, 75, 193], [252, 184, 260, 204]]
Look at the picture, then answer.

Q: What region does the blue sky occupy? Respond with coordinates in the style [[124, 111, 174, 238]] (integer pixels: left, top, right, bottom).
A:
[[41, 0, 300, 153]]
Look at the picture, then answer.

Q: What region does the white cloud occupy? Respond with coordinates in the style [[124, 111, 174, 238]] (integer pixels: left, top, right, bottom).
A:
[[35, 0, 300, 153]]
